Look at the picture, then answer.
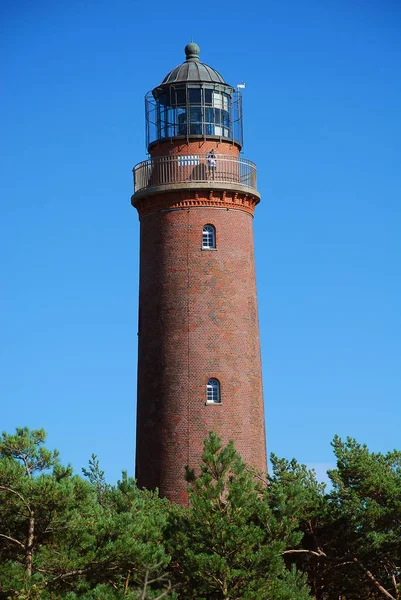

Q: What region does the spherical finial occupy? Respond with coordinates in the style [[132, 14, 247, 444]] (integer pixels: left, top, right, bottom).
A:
[[185, 42, 200, 61]]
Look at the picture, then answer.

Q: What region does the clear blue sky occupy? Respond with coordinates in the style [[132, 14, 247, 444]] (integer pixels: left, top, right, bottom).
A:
[[2, 0, 400, 483]]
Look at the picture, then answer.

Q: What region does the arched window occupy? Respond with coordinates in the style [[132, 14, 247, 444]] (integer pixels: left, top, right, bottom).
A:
[[206, 378, 220, 404], [202, 224, 216, 249]]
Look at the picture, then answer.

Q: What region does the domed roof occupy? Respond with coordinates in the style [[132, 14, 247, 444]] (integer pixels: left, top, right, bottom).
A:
[[160, 43, 227, 86]]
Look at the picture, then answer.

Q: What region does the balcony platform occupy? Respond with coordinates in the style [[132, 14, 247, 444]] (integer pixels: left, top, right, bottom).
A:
[[132, 154, 259, 199]]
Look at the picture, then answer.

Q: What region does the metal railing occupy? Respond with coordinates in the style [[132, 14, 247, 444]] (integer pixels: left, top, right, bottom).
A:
[[133, 154, 257, 194]]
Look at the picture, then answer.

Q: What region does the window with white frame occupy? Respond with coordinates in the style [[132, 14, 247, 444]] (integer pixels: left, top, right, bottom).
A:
[[202, 224, 216, 249], [206, 378, 220, 404], [178, 154, 199, 166]]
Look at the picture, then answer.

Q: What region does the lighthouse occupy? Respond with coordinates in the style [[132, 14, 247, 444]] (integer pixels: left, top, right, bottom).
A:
[[132, 43, 267, 504]]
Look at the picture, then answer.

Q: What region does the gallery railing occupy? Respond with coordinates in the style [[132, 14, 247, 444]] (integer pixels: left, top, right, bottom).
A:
[[133, 154, 257, 194]]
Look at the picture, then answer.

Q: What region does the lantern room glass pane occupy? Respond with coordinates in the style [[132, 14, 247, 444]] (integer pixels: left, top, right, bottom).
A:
[[146, 86, 243, 148], [189, 104, 202, 134], [204, 89, 213, 104], [188, 88, 201, 103], [174, 87, 186, 106]]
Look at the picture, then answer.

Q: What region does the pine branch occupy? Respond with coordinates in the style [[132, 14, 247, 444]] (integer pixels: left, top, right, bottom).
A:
[[244, 466, 268, 486], [140, 567, 149, 600], [352, 557, 397, 600], [0, 485, 32, 513], [282, 548, 327, 558], [154, 580, 173, 599], [0, 533, 25, 549]]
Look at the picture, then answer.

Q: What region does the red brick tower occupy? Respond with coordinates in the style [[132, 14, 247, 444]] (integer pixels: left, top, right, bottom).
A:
[[132, 43, 267, 504]]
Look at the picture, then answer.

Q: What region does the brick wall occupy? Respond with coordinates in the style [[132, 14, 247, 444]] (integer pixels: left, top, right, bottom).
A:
[[135, 200, 267, 504], [149, 139, 240, 159]]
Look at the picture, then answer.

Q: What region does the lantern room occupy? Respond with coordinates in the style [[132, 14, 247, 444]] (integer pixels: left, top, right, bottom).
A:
[[145, 43, 243, 149]]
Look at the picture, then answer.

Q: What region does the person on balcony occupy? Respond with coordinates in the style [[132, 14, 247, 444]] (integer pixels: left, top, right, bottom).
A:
[[207, 149, 217, 179]]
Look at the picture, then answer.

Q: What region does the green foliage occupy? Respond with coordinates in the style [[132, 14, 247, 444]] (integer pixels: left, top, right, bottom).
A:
[[82, 453, 109, 504], [166, 432, 311, 600], [327, 436, 401, 599], [1, 427, 400, 600], [0, 427, 59, 477], [277, 436, 401, 600], [265, 454, 327, 543], [0, 427, 174, 600]]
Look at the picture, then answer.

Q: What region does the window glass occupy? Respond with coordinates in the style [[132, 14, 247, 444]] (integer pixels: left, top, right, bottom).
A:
[[213, 92, 223, 109], [189, 105, 202, 135], [177, 109, 187, 135], [178, 155, 199, 166], [205, 107, 214, 124], [147, 87, 237, 143], [189, 123, 202, 134], [206, 378, 220, 403], [188, 88, 201, 103], [174, 87, 186, 106], [202, 224, 216, 249], [204, 89, 213, 105], [189, 105, 202, 123]]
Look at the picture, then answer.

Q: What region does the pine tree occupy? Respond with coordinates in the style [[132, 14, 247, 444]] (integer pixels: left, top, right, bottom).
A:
[[268, 437, 401, 600], [166, 432, 311, 600], [0, 427, 92, 597], [0, 428, 176, 599]]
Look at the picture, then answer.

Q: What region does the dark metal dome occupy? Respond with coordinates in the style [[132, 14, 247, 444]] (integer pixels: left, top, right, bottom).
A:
[[161, 43, 227, 85]]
